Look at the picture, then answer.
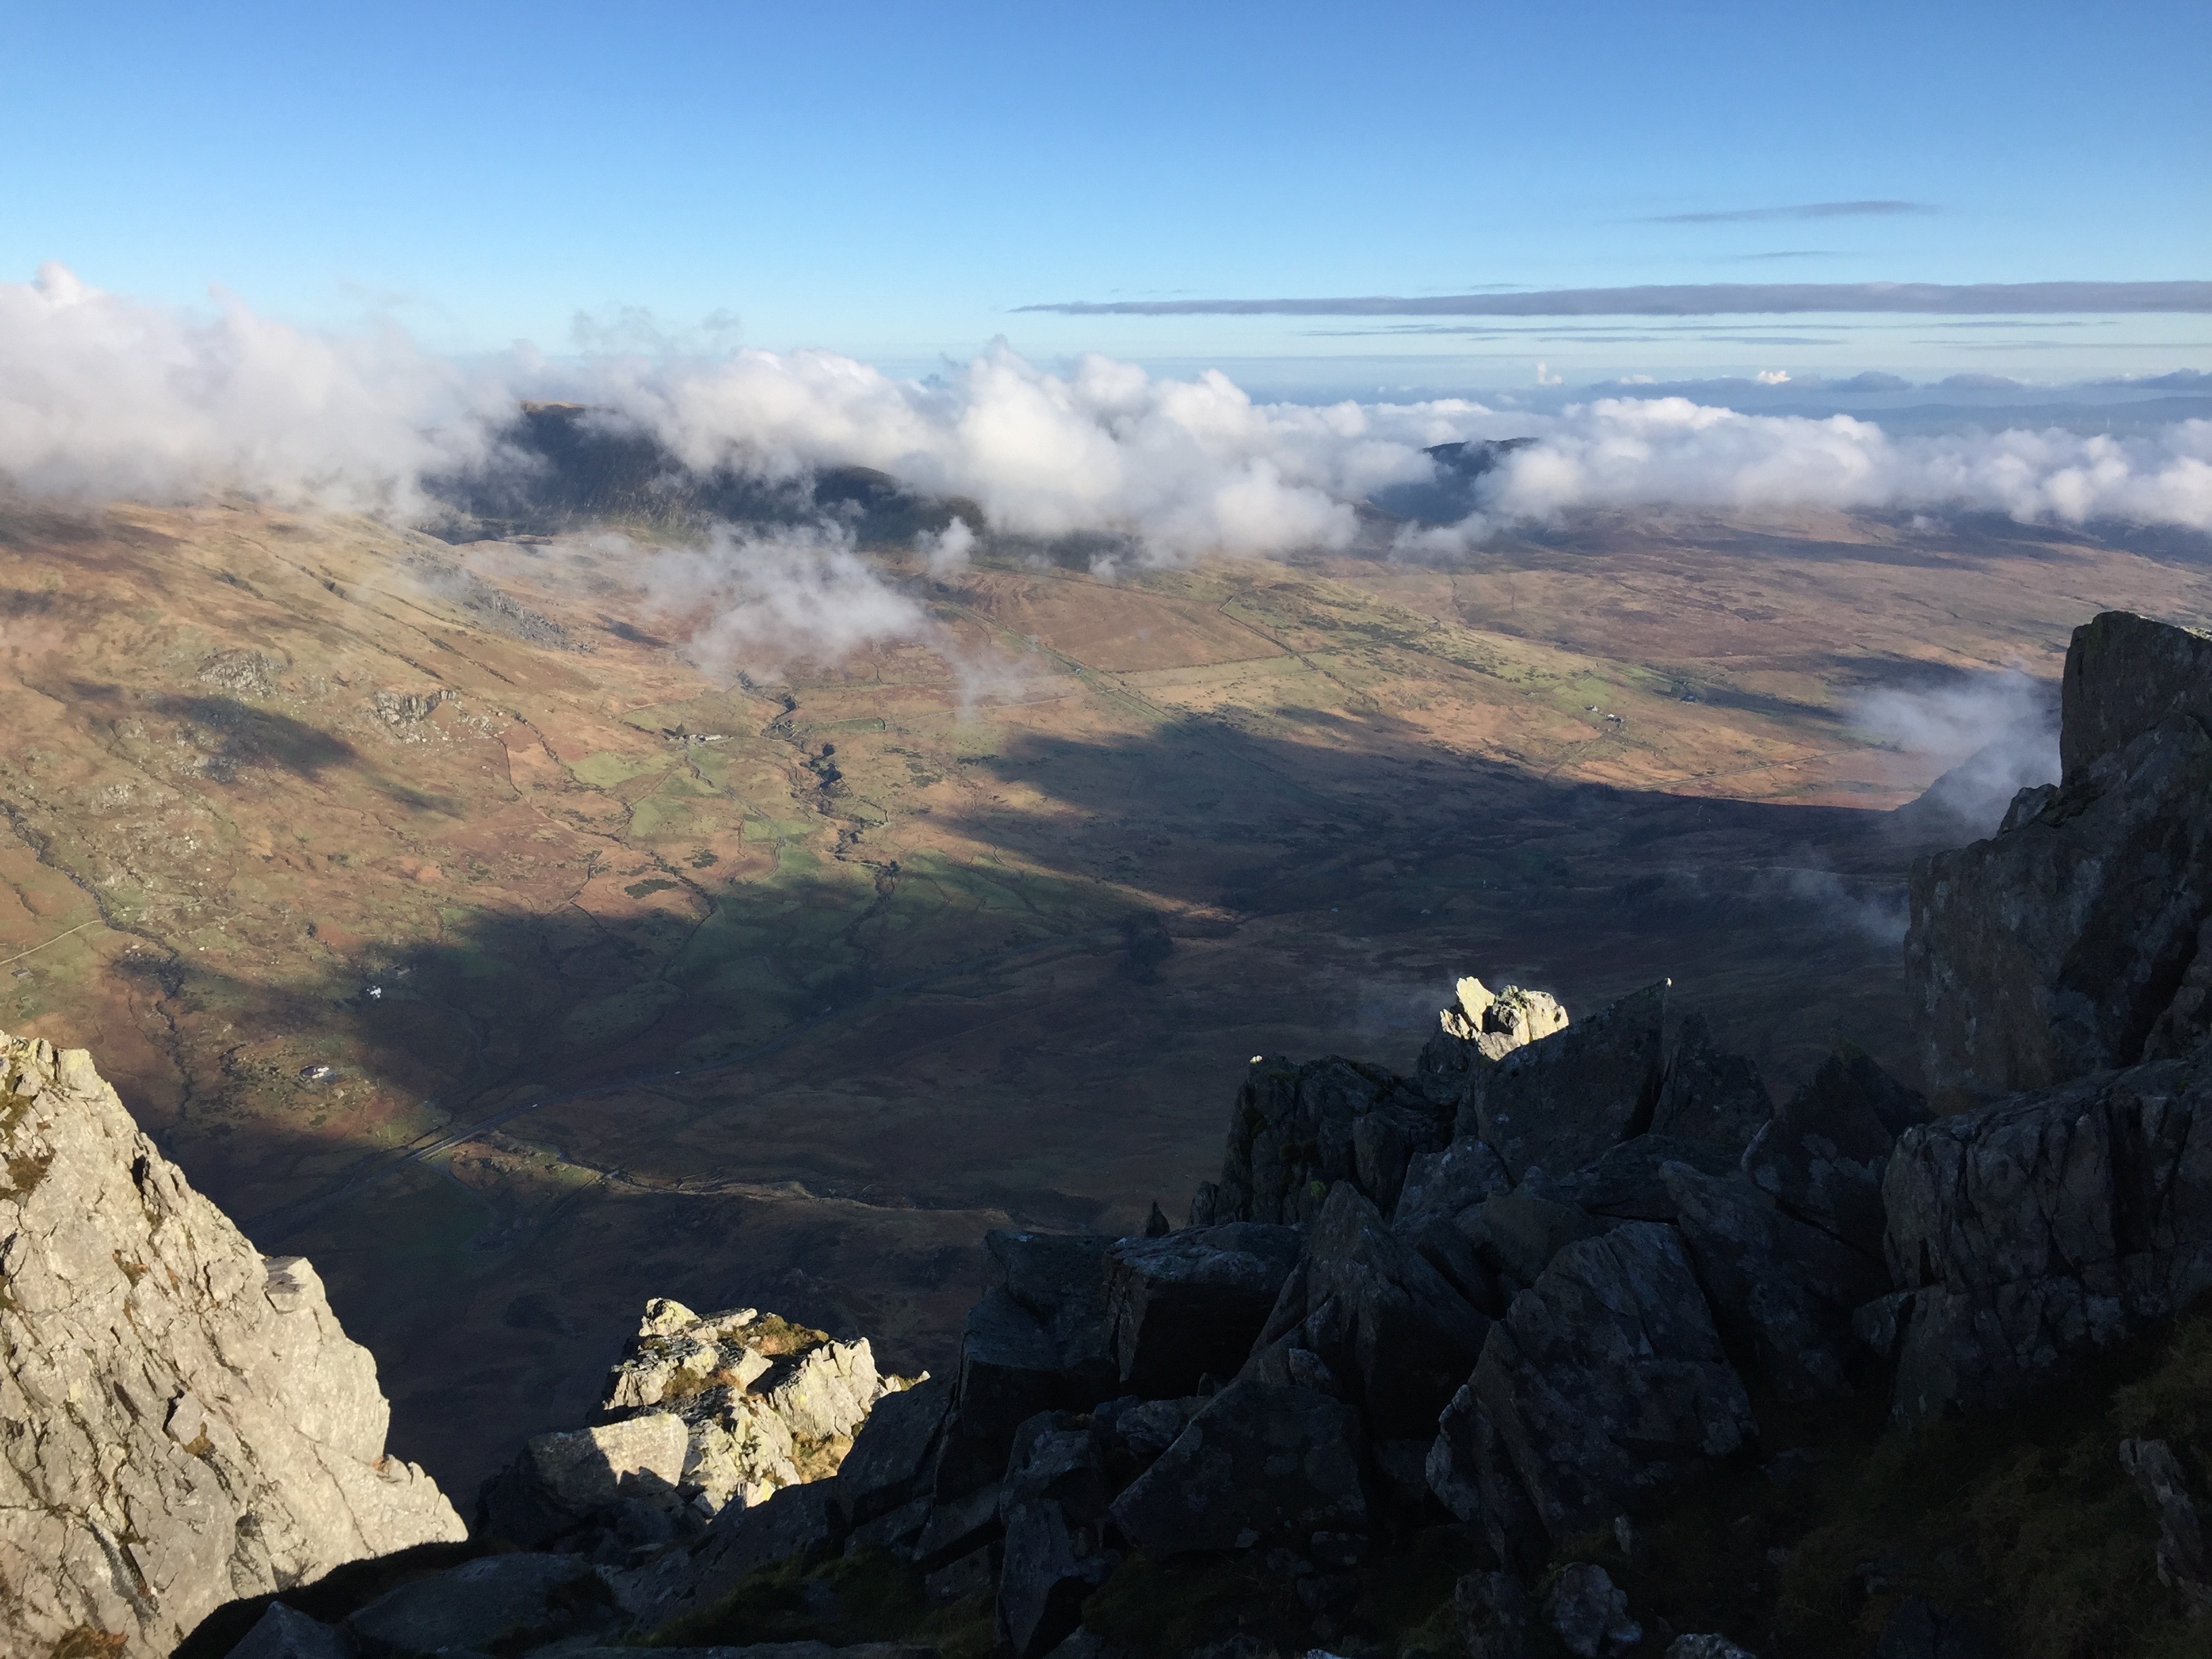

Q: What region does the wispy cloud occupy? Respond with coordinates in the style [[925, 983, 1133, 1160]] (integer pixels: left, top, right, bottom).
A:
[[1647, 199, 1936, 224], [1019, 281, 2212, 319]]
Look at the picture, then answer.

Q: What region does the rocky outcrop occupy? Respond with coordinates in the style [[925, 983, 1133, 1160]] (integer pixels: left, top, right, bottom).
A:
[[1462, 981, 1669, 1181], [1908, 611, 2212, 1108], [1191, 1054, 1450, 1225], [1418, 978, 1570, 1090], [0, 1028, 463, 1659], [1880, 1049, 2212, 1418]]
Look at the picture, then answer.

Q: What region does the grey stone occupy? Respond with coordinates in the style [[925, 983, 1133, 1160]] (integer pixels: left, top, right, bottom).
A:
[[1418, 979, 1570, 1094], [914, 1478, 1004, 1572], [1742, 1042, 1927, 1259], [1553, 1134, 1741, 1222], [553, 1647, 936, 1659], [924, 1542, 998, 1605], [1198, 1054, 1450, 1225], [1908, 612, 2212, 1109], [346, 1553, 607, 1657], [834, 1375, 949, 1528], [1458, 1188, 1608, 1290], [1881, 1049, 2212, 1416], [1391, 1136, 1513, 1231], [1109, 1380, 1369, 1559], [2119, 1437, 2212, 1616], [1428, 1387, 1547, 1580], [1250, 1183, 1489, 1441], [1089, 1395, 1201, 1475], [479, 1411, 691, 1549], [996, 1416, 1118, 1658], [1664, 1164, 1889, 1401], [226, 1603, 354, 1659], [1666, 1639, 1759, 1659], [1103, 1224, 1303, 1397], [1463, 982, 1668, 1182], [0, 1032, 464, 1659], [655, 1478, 840, 1627], [1647, 1013, 1773, 1151], [1470, 1222, 1754, 1540], [1544, 1563, 1642, 1658]]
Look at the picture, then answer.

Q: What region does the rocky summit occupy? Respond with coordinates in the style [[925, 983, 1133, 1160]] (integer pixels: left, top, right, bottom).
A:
[[16, 609, 2212, 1659]]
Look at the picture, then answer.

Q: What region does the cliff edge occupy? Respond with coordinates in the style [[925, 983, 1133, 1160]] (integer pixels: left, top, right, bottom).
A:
[[0, 1029, 464, 1658]]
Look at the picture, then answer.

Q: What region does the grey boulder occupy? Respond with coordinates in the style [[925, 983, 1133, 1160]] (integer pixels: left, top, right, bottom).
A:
[[2119, 1437, 2212, 1616], [996, 1414, 1118, 1658], [1544, 1563, 1642, 1658], [1191, 1054, 1448, 1225], [1102, 1223, 1303, 1397], [226, 1603, 353, 1659], [1741, 1042, 1927, 1260]]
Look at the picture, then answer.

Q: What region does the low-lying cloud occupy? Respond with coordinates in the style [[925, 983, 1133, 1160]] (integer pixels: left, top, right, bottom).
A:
[[3, 265, 2210, 581], [1856, 670, 2060, 835]]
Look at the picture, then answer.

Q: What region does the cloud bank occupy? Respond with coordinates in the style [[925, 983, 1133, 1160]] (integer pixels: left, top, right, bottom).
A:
[[1, 266, 2209, 576], [1019, 281, 2212, 319]]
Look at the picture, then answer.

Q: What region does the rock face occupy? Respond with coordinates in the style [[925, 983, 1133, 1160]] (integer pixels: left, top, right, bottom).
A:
[[1908, 611, 2212, 1108], [1463, 981, 1669, 1181], [1418, 978, 1570, 1089], [0, 1028, 464, 1659], [1190, 1054, 1449, 1225], [1881, 1051, 2212, 1418]]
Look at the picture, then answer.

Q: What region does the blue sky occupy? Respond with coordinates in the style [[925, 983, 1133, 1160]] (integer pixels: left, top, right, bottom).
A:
[[9, 0, 2209, 390]]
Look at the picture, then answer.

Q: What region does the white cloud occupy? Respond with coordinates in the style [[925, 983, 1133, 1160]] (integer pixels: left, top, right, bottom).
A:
[[1854, 669, 2059, 834]]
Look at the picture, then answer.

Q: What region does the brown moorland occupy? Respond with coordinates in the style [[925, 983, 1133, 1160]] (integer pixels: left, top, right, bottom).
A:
[[2, 496, 2207, 1494]]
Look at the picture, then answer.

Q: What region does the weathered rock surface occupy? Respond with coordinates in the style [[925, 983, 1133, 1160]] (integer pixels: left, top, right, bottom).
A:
[[590, 1300, 909, 1515], [227, 1602, 352, 1659], [346, 1551, 609, 1656], [1450, 1568, 1536, 1659], [1462, 982, 1668, 1181], [1249, 1183, 1489, 1442], [1191, 1054, 1448, 1226], [1460, 1221, 1754, 1540], [1390, 1135, 1512, 1231], [1908, 611, 2212, 1108], [831, 1375, 949, 1530], [996, 1412, 1117, 1658], [1544, 1562, 1641, 1658], [1647, 1012, 1773, 1151], [1109, 1378, 1369, 1559], [2120, 1437, 2212, 1616], [1664, 1164, 1887, 1401], [1742, 1042, 1927, 1261], [0, 1029, 464, 1659], [1418, 978, 1570, 1090], [1102, 1223, 1303, 1397], [1882, 1049, 2212, 1416]]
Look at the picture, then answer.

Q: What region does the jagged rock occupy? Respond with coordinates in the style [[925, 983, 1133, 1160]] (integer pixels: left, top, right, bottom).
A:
[[1109, 1379, 1369, 1559], [227, 1603, 352, 1659], [0, 1031, 464, 1659], [1450, 1569, 1536, 1659], [2120, 1437, 2212, 1616], [1418, 979, 1571, 1091], [913, 1476, 1004, 1571], [478, 1412, 691, 1549], [1248, 1183, 1489, 1441], [1090, 1394, 1202, 1477], [635, 1477, 842, 1631], [1875, 1594, 1989, 1658], [1391, 1136, 1513, 1231], [1462, 982, 1668, 1181], [1458, 1187, 1609, 1290], [1544, 1563, 1642, 1658], [345, 1553, 610, 1656], [1647, 1013, 1773, 1150], [1667, 1639, 1758, 1659], [1464, 1222, 1754, 1540], [934, 1232, 1115, 1498], [1664, 1165, 1888, 1401], [1908, 611, 2212, 1109], [1428, 1389, 1548, 1579], [1882, 1049, 2212, 1416], [1103, 1223, 1304, 1397], [560, 1647, 935, 1659], [833, 1376, 950, 1529], [1742, 1043, 1927, 1260], [996, 1413, 1118, 1658], [594, 1300, 909, 1515], [924, 1542, 997, 1603], [1552, 1134, 1740, 1222], [1193, 1055, 1448, 1226]]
